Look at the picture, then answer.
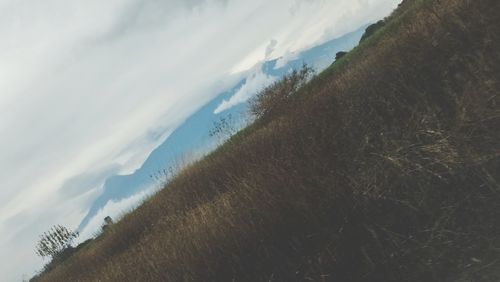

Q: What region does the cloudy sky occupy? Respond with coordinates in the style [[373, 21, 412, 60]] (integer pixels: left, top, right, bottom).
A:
[[0, 0, 399, 280]]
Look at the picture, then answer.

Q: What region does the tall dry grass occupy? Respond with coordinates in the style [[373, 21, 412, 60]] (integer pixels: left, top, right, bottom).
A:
[[33, 0, 500, 281]]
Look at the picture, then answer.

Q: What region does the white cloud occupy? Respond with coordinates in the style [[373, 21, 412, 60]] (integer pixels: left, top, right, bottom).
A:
[[275, 49, 300, 69], [265, 39, 279, 59], [214, 67, 277, 114], [0, 0, 400, 280], [77, 188, 154, 242]]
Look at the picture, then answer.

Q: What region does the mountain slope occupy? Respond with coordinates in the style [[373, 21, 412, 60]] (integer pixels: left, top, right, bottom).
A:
[[77, 26, 367, 234], [34, 0, 500, 281]]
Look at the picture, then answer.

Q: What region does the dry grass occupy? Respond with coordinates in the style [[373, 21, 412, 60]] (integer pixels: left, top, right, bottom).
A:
[[32, 0, 500, 281]]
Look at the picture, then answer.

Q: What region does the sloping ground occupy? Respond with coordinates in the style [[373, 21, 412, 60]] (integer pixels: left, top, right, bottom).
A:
[[34, 0, 500, 281]]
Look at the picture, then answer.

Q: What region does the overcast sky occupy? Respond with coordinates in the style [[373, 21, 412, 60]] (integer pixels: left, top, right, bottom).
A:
[[0, 0, 399, 280]]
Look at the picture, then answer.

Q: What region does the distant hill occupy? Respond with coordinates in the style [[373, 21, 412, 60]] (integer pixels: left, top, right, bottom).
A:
[[35, 0, 500, 281]]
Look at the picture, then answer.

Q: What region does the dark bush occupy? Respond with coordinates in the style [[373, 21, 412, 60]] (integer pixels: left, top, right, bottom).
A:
[[360, 20, 386, 43], [335, 51, 348, 61]]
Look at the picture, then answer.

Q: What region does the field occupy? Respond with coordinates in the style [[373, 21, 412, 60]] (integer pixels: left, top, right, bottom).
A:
[[33, 0, 500, 281]]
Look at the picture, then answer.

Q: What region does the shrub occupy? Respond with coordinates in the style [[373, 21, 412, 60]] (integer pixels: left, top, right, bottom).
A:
[[335, 51, 348, 61], [209, 114, 237, 141], [249, 65, 314, 121], [359, 20, 386, 43]]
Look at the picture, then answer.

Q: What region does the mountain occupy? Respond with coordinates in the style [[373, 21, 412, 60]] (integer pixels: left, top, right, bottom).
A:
[[77, 25, 367, 232]]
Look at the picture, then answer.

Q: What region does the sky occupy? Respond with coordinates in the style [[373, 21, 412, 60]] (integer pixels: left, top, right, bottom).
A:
[[0, 0, 400, 280]]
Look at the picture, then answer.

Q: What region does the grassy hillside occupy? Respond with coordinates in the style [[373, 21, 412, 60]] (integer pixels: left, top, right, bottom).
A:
[[33, 0, 500, 281]]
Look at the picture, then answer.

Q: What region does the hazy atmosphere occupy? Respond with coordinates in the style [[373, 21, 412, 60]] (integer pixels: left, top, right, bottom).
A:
[[0, 0, 400, 280]]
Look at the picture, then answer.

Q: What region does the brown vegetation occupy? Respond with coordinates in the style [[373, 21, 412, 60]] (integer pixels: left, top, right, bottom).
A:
[[33, 0, 500, 281]]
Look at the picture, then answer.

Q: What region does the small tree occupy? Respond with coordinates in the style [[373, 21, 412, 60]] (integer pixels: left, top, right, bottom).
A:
[[35, 225, 79, 259], [249, 65, 314, 121]]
